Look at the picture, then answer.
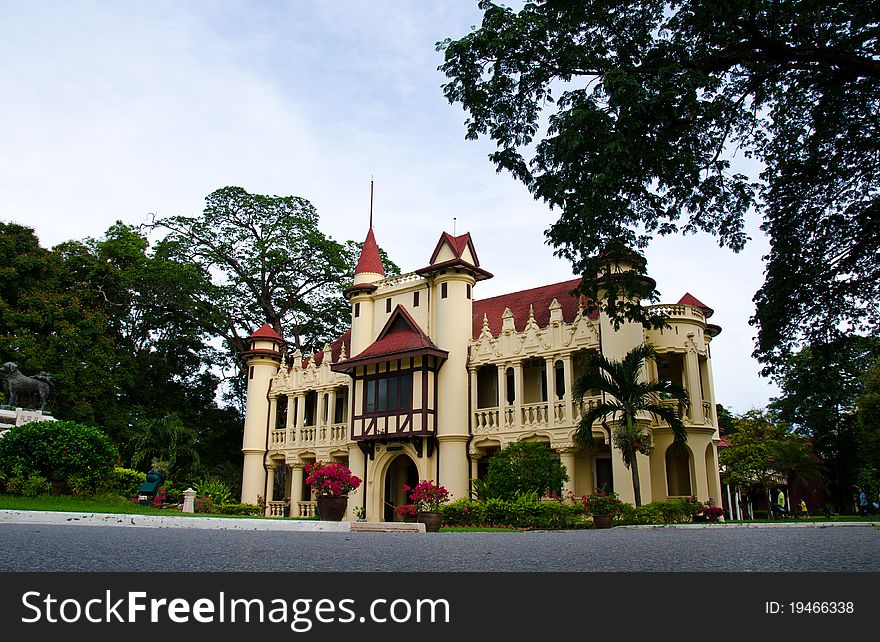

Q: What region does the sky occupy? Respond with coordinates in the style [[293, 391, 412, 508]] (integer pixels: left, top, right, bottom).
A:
[[0, 0, 778, 413]]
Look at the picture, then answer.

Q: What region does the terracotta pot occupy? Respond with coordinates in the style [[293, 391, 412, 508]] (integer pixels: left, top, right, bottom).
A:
[[592, 514, 614, 529], [316, 495, 348, 521], [417, 511, 443, 532]]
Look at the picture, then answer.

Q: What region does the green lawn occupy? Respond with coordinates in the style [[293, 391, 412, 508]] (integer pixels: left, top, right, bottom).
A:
[[0, 494, 301, 519]]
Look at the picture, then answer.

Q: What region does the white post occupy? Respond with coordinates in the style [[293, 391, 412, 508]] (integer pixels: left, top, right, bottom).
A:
[[182, 488, 196, 514]]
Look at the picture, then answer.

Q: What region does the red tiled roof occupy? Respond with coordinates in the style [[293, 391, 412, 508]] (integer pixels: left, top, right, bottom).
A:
[[248, 323, 285, 343], [472, 278, 596, 339], [678, 292, 714, 318], [354, 227, 385, 276], [335, 306, 447, 369], [429, 231, 480, 266]]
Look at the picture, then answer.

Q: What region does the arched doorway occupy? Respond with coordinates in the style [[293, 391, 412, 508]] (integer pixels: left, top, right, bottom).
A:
[[666, 446, 692, 497], [383, 454, 419, 521]]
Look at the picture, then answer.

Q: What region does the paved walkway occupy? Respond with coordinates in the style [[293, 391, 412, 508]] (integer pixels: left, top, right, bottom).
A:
[[0, 509, 425, 532]]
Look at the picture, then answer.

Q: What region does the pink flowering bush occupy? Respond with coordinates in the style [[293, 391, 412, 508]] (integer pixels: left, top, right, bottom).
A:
[[395, 504, 417, 519], [580, 489, 624, 517], [305, 461, 362, 497], [404, 480, 450, 512]]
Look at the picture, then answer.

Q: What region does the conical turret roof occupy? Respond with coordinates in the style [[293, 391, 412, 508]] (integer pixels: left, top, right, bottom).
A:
[[354, 227, 385, 277]]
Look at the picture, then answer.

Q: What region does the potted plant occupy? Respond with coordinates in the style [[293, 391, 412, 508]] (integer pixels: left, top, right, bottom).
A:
[[580, 488, 624, 529], [404, 480, 449, 532], [305, 461, 362, 521]]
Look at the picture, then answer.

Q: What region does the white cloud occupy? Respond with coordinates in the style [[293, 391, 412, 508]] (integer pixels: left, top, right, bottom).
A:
[[0, 0, 777, 412]]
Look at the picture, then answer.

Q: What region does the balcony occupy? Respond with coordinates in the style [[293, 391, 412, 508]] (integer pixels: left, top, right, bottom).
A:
[[269, 423, 349, 452], [472, 396, 601, 435]]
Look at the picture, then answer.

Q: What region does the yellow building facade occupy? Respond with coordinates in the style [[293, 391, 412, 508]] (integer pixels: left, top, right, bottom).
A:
[[240, 227, 724, 520]]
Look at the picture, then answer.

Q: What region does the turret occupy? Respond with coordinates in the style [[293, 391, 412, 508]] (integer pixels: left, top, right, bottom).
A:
[[416, 231, 492, 500], [345, 226, 385, 357], [240, 323, 285, 504]]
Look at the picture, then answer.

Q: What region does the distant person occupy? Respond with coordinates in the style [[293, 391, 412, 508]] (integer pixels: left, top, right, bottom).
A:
[[777, 489, 785, 509], [799, 499, 808, 518], [857, 488, 867, 516]]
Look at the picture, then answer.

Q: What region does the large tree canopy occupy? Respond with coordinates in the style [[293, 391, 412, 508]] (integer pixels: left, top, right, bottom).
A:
[[438, 0, 880, 370], [769, 335, 880, 507], [150, 187, 399, 360]]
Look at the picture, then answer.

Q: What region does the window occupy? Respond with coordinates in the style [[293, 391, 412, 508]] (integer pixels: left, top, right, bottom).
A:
[[249, 366, 254, 380], [364, 372, 412, 414], [386, 298, 392, 313], [466, 284, 471, 299], [441, 282, 448, 299], [275, 395, 288, 430], [354, 302, 360, 318], [413, 291, 420, 307]]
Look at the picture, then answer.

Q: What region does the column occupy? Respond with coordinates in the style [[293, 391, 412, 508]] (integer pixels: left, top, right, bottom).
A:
[[544, 356, 556, 429], [559, 449, 576, 499], [327, 388, 337, 426], [264, 464, 276, 516], [295, 392, 306, 437], [684, 340, 704, 424], [437, 435, 470, 502], [496, 364, 508, 428], [285, 393, 295, 442], [562, 354, 574, 424], [347, 444, 366, 521], [319, 392, 327, 440], [468, 366, 479, 428], [512, 361, 523, 430], [290, 462, 304, 518], [470, 456, 479, 483]]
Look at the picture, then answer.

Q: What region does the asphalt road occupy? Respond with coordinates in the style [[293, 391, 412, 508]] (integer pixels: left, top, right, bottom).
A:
[[2, 523, 878, 572]]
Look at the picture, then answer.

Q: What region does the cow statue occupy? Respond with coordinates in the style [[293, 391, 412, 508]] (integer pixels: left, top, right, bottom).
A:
[[1, 362, 52, 411]]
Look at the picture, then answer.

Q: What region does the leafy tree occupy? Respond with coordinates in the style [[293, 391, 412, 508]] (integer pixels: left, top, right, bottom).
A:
[[482, 440, 568, 500], [151, 186, 366, 358], [719, 409, 817, 515], [856, 358, 880, 498], [769, 336, 880, 508], [129, 414, 201, 481], [438, 0, 880, 368], [716, 404, 736, 435], [573, 343, 689, 506], [0, 223, 118, 422]]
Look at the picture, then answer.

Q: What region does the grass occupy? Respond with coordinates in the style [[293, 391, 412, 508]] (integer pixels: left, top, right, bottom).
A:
[[0, 494, 294, 519], [0, 494, 174, 515]]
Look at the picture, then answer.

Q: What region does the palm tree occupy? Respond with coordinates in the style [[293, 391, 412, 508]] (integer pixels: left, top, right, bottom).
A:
[[573, 344, 690, 506], [130, 414, 201, 479]]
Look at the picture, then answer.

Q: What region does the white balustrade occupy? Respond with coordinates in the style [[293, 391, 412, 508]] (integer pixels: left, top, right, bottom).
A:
[[267, 501, 288, 518], [296, 501, 317, 518], [270, 430, 286, 448]]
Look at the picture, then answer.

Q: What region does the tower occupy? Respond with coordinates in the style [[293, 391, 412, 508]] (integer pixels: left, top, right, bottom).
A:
[[416, 232, 492, 500], [240, 323, 285, 504], [345, 225, 385, 356]]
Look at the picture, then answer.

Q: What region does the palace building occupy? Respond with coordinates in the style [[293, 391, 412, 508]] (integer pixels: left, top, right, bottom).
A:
[[240, 226, 724, 520]]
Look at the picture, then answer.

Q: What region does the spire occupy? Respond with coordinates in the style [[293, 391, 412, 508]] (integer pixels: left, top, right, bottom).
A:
[[354, 226, 385, 277], [353, 179, 385, 279]]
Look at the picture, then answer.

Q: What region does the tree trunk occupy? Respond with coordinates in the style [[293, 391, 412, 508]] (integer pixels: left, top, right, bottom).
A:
[[631, 453, 642, 507]]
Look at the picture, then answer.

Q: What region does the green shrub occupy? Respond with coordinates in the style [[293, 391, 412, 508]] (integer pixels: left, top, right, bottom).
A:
[[195, 478, 232, 506], [217, 503, 263, 516], [5, 475, 52, 496], [441, 494, 584, 529], [617, 497, 704, 525], [482, 441, 569, 501], [0, 421, 118, 495], [195, 495, 214, 514], [108, 467, 147, 497]]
